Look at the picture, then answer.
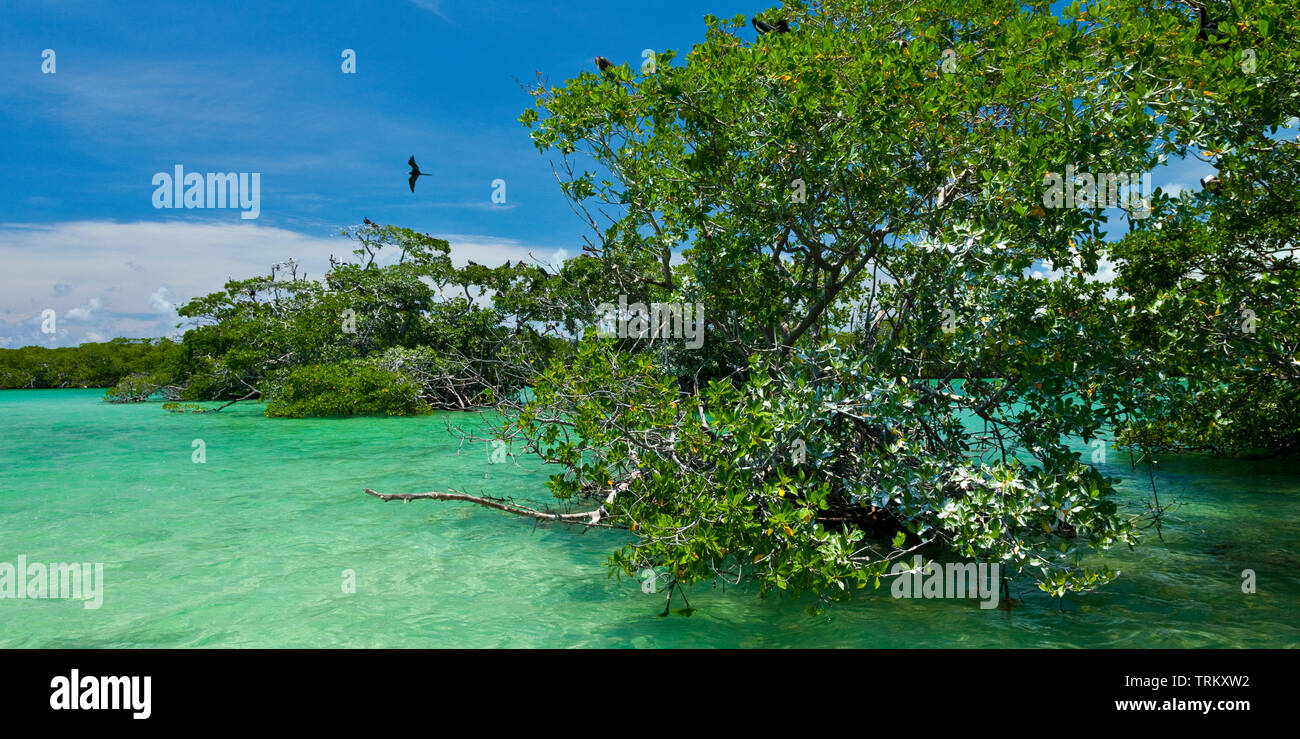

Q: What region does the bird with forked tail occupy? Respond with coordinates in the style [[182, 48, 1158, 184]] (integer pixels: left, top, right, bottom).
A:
[[408, 156, 431, 192]]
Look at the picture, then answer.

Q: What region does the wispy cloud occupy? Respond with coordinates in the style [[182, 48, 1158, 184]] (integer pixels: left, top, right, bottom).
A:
[[0, 221, 559, 347], [147, 286, 177, 314], [0, 220, 339, 347], [65, 297, 103, 321], [409, 0, 453, 23]]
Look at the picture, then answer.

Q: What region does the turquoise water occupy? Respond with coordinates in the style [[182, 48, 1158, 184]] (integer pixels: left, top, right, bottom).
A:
[[1, 388, 1297, 648]]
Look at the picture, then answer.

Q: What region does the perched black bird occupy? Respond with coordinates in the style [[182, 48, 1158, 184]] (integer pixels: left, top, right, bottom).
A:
[[363, 217, 376, 226], [595, 56, 614, 74], [1197, 5, 1220, 42], [407, 156, 431, 192], [526, 267, 551, 293], [467, 259, 482, 268], [752, 17, 789, 34]]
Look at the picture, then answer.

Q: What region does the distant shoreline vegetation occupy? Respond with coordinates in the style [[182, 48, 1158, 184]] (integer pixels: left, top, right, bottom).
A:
[[0, 338, 179, 394]]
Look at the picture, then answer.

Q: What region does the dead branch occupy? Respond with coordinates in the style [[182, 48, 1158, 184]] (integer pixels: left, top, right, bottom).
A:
[[363, 488, 612, 526]]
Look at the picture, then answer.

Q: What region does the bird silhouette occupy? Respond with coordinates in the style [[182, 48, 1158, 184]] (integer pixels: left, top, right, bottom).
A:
[[408, 156, 431, 192], [363, 217, 376, 226], [467, 259, 482, 268], [752, 17, 789, 34], [1197, 5, 1220, 42], [595, 56, 614, 74]]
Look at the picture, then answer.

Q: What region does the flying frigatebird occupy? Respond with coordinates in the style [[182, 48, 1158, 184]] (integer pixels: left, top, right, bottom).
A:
[[408, 156, 431, 192]]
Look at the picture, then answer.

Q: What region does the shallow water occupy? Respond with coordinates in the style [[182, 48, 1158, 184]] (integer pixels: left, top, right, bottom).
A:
[[0, 388, 1296, 647]]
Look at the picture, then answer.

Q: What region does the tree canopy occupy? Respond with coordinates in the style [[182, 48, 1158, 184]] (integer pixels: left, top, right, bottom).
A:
[[502, 0, 1299, 607]]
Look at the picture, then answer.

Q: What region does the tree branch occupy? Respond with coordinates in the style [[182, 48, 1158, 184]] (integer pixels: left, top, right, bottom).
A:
[[363, 488, 611, 525]]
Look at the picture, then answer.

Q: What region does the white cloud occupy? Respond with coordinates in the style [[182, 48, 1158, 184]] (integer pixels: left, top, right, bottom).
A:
[[147, 286, 176, 314], [1161, 183, 1191, 199], [0, 220, 339, 347], [1028, 254, 1118, 285], [436, 233, 571, 270], [65, 297, 102, 320], [409, 0, 451, 22], [0, 221, 559, 347]]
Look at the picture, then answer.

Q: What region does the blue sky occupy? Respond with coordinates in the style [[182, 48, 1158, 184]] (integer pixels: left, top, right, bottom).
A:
[[0, 0, 761, 346], [0, 1, 1227, 347]]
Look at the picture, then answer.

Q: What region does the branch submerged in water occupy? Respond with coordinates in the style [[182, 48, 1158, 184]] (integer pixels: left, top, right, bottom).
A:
[[362, 488, 613, 527]]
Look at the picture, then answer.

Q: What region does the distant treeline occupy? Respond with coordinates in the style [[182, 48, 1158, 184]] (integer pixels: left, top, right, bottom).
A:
[[0, 338, 179, 389]]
